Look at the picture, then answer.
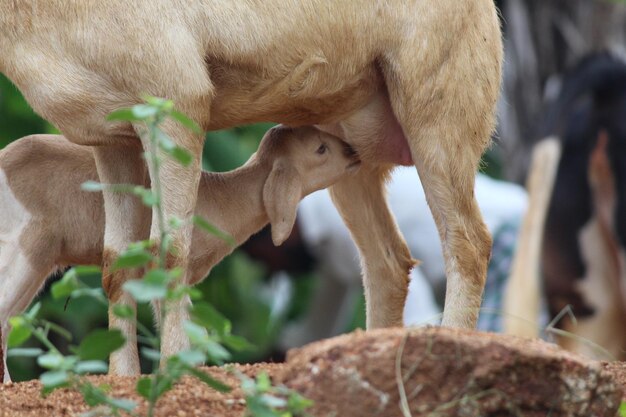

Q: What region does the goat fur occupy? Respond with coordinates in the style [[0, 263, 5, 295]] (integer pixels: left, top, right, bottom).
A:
[[0, 0, 503, 374], [0, 126, 359, 380]]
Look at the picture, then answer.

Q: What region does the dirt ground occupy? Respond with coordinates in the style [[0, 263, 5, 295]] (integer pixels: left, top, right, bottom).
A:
[[0, 328, 624, 417]]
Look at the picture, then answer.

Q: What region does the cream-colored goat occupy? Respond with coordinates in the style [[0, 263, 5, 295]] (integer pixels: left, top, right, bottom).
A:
[[0, 0, 503, 374], [0, 126, 360, 381]]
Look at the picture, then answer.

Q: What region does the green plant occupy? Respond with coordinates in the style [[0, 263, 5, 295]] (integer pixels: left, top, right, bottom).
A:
[[8, 301, 134, 415], [237, 371, 313, 417], [1, 76, 309, 382], [8, 97, 311, 417]]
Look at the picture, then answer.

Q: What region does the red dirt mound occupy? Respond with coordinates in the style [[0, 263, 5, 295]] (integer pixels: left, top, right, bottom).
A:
[[0, 363, 284, 417], [281, 327, 622, 416], [0, 327, 624, 417]]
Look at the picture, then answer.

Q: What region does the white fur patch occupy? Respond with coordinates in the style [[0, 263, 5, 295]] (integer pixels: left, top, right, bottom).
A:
[[0, 168, 34, 382], [0, 169, 31, 243]]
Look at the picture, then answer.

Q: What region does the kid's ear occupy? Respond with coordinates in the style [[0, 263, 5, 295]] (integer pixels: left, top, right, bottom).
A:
[[263, 161, 302, 246]]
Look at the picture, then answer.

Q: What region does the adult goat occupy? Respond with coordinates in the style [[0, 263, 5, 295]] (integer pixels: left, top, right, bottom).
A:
[[0, 0, 503, 374]]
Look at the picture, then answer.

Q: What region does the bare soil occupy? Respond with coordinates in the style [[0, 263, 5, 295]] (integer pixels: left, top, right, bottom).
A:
[[0, 328, 624, 417]]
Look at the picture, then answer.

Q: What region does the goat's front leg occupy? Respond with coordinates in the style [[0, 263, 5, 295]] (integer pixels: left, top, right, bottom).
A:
[[140, 120, 203, 361], [94, 145, 148, 376], [329, 166, 415, 328]]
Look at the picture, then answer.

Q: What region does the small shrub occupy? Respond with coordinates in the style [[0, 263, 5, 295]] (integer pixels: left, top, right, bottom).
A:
[[8, 98, 312, 417]]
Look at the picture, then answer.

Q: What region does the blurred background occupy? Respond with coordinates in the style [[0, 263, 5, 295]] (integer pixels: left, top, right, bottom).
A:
[[2, 0, 626, 380]]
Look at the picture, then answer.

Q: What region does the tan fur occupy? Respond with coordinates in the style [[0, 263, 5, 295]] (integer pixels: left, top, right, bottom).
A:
[[0, 0, 503, 368], [0, 127, 359, 378]]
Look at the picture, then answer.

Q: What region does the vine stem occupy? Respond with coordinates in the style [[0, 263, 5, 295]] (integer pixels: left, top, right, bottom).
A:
[[145, 114, 175, 417], [31, 326, 61, 354], [147, 119, 163, 417], [147, 121, 169, 271]]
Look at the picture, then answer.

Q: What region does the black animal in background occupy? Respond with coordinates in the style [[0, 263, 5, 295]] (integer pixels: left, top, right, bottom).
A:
[[541, 52, 626, 360]]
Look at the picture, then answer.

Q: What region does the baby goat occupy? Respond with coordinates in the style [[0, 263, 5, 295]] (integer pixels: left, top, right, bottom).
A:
[[0, 126, 360, 381]]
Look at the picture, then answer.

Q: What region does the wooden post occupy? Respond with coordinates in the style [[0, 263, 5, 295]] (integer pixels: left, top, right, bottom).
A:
[[503, 137, 562, 338]]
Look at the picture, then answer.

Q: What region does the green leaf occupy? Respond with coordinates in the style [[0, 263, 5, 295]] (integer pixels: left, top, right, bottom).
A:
[[81, 180, 106, 192], [105, 183, 138, 195], [51, 269, 80, 299], [156, 130, 193, 167], [79, 383, 109, 407], [37, 352, 64, 369], [256, 372, 272, 392], [175, 349, 206, 367], [168, 284, 201, 302], [182, 323, 230, 362], [183, 321, 208, 345], [7, 317, 32, 347], [245, 397, 282, 417], [107, 108, 142, 122], [123, 279, 167, 302], [128, 240, 154, 251], [77, 329, 125, 361], [40, 370, 69, 391], [169, 216, 185, 230], [204, 339, 231, 364], [260, 393, 287, 408], [112, 304, 134, 319], [7, 347, 44, 357], [70, 288, 107, 303], [152, 373, 175, 399], [143, 96, 173, 111], [109, 398, 137, 412], [140, 347, 161, 361], [144, 269, 171, 286], [287, 392, 314, 413], [193, 216, 235, 246], [171, 110, 202, 134], [136, 377, 153, 400], [74, 360, 108, 375], [222, 334, 255, 352], [168, 145, 193, 167], [168, 267, 183, 280], [113, 248, 153, 270], [187, 287, 203, 301], [46, 322, 74, 341], [161, 233, 174, 255], [131, 186, 159, 207], [79, 383, 135, 411], [131, 104, 158, 120], [73, 265, 102, 275], [25, 302, 41, 321], [190, 302, 231, 336], [52, 266, 101, 301], [185, 367, 231, 393], [239, 373, 256, 393]]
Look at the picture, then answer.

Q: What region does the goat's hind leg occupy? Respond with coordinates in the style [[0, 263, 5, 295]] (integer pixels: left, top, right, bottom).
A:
[[329, 166, 415, 328], [409, 132, 492, 329], [0, 243, 55, 382], [382, 29, 500, 329]]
